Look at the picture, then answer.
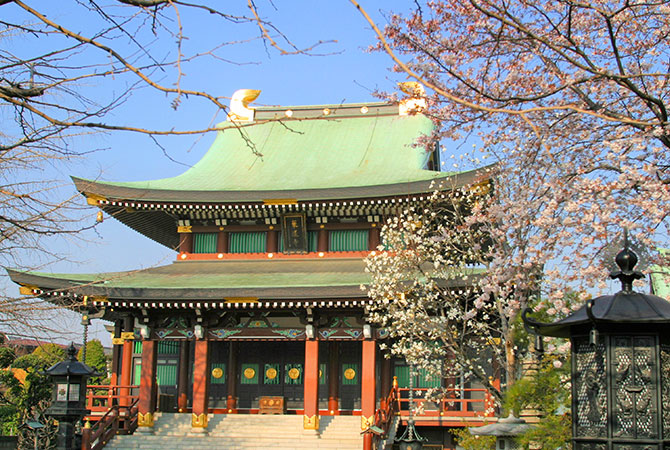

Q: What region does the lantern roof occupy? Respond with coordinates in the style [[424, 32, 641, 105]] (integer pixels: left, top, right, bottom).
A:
[[524, 242, 670, 338], [470, 415, 532, 437], [45, 343, 97, 377]]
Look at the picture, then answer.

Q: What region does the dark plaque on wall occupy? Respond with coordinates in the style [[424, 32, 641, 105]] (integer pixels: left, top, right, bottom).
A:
[[281, 213, 308, 254]]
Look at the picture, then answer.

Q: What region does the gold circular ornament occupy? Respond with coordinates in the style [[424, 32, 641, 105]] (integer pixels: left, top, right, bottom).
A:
[[244, 367, 256, 379], [344, 368, 356, 380], [319, 369, 323, 378], [211, 367, 223, 379], [266, 367, 278, 380], [288, 368, 300, 380]]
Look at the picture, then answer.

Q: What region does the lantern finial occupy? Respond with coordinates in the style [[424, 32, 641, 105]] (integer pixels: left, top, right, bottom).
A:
[[67, 342, 77, 361], [610, 228, 643, 293]]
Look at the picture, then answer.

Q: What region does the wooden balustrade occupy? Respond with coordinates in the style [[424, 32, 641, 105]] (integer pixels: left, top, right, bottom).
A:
[[85, 385, 139, 415]]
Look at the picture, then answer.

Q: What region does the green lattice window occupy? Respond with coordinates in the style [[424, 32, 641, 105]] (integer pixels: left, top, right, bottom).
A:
[[241, 363, 259, 384], [211, 363, 226, 384], [133, 359, 142, 386], [133, 341, 143, 354], [284, 363, 303, 385], [342, 363, 359, 385], [157, 362, 177, 386], [394, 365, 442, 388], [158, 341, 179, 355], [329, 230, 368, 251], [229, 232, 267, 253], [193, 233, 217, 253], [264, 363, 281, 384]]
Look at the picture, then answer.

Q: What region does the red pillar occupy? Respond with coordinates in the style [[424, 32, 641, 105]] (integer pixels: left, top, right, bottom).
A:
[[179, 232, 193, 254], [303, 339, 319, 431], [137, 340, 157, 430], [191, 340, 210, 430], [361, 339, 377, 450], [110, 320, 122, 388], [380, 357, 392, 409], [317, 227, 328, 252], [177, 341, 190, 412], [327, 342, 339, 414], [119, 318, 134, 408]]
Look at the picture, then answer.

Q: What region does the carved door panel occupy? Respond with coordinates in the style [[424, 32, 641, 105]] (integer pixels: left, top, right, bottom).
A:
[[611, 336, 658, 440]]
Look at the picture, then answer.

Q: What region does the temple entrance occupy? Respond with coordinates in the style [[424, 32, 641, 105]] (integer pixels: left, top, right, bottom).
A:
[[237, 341, 304, 410]]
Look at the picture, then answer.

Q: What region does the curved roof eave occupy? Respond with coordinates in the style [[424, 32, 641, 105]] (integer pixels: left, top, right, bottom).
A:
[[72, 166, 493, 204]]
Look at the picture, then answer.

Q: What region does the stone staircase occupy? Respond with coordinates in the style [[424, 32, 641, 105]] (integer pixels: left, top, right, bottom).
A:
[[105, 413, 364, 449]]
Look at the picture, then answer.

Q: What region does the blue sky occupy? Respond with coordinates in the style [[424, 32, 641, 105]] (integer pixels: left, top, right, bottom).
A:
[[3, 1, 427, 345]]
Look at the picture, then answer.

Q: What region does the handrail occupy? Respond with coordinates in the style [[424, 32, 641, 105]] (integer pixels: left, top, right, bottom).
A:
[[85, 385, 139, 414], [369, 376, 400, 449], [396, 386, 496, 417], [81, 395, 139, 450]]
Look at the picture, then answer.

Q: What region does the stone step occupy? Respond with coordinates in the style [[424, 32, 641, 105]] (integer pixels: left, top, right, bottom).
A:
[[104, 413, 363, 450]]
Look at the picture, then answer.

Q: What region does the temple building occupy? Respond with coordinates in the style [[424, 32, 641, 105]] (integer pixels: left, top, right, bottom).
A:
[[8, 88, 491, 449]]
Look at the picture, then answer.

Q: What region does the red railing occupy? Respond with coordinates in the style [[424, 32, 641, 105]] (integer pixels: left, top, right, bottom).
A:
[[81, 397, 139, 450], [85, 385, 139, 415], [396, 386, 496, 417]]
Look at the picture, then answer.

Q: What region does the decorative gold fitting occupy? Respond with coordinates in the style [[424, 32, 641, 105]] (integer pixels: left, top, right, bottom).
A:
[[85, 193, 107, 206], [361, 415, 374, 430], [263, 198, 298, 205], [303, 414, 319, 430], [192, 413, 208, 428], [18, 285, 38, 296], [120, 332, 135, 340], [177, 225, 192, 233], [112, 337, 125, 346], [137, 412, 154, 427]]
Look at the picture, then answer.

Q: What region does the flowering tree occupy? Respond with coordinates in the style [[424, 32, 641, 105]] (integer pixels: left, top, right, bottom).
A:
[[360, 0, 670, 401]]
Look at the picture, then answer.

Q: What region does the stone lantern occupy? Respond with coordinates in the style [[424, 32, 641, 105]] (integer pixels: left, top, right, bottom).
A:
[[45, 343, 98, 450], [523, 244, 670, 449], [470, 415, 532, 450]]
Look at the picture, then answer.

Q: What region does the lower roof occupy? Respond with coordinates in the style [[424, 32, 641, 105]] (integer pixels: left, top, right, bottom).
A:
[[8, 258, 482, 303]]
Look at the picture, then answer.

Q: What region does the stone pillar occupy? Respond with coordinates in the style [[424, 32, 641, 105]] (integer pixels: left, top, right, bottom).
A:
[[303, 339, 319, 431], [137, 340, 158, 432], [177, 340, 190, 412], [191, 339, 210, 432], [361, 339, 376, 431], [119, 317, 134, 407], [227, 341, 238, 413], [327, 342, 339, 414]]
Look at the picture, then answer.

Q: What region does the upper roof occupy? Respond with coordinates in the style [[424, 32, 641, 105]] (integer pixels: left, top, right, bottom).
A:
[[75, 102, 452, 203]]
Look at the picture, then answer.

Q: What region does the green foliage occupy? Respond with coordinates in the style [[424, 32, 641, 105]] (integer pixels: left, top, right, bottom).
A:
[[77, 340, 108, 384], [0, 347, 15, 368], [504, 357, 572, 449], [452, 427, 496, 450], [31, 344, 66, 368]]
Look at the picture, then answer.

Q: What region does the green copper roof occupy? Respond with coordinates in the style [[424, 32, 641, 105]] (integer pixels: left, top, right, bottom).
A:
[[77, 109, 444, 200], [7, 259, 484, 301]]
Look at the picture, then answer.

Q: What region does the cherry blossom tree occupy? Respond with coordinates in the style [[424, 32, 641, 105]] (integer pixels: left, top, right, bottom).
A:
[[359, 0, 670, 401]]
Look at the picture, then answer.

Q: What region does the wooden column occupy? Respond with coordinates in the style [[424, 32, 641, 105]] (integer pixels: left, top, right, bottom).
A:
[[380, 356, 392, 409], [119, 317, 133, 407], [317, 227, 328, 252], [361, 339, 377, 437], [179, 232, 193, 254], [327, 342, 339, 414], [267, 229, 278, 253], [191, 339, 210, 431], [303, 339, 319, 431], [217, 230, 228, 254], [177, 340, 190, 412], [137, 340, 158, 430], [110, 320, 122, 388], [226, 341, 238, 412], [369, 225, 380, 250]]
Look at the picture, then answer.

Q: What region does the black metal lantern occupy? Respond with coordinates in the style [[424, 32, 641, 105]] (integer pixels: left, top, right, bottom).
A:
[[45, 343, 97, 450], [524, 242, 670, 449]]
